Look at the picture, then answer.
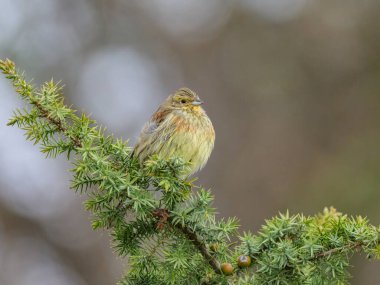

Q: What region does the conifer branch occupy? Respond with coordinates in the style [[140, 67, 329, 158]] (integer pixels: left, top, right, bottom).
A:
[[34, 100, 82, 148], [2, 58, 380, 285], [1, 58, 224, 278]]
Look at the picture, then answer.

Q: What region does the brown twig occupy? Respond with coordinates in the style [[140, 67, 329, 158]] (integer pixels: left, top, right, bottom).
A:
[[33, 100, 82, 148], [314, 241, 363, 259], [153, 208, 221, 274], [174, 222, 221, 274]]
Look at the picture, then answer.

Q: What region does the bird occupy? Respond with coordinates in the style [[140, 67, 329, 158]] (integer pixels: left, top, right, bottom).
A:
[[133, 87, 215, 177]]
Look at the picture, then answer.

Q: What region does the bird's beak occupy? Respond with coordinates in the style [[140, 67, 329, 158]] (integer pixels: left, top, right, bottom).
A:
[[192, 99, 204, 106]]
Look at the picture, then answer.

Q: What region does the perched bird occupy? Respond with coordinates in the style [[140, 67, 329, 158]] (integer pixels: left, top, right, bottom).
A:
[[133, 87, 215, 177]]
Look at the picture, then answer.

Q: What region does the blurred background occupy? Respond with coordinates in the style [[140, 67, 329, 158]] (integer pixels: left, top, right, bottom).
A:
[[1, 0, 380, 284]]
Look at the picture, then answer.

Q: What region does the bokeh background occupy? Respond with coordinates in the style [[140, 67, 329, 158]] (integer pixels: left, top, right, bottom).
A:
[[1, 0, 380, 284]]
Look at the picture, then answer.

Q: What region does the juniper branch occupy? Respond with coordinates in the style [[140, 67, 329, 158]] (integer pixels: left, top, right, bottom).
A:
[[1, 58, 223, 277], [1, 59, 81, 148], [3, 58, 380, 285], [33, 99, 82, 147]]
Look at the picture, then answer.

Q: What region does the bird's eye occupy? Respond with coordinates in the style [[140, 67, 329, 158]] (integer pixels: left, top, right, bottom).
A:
[[181, 99, 187, 104]]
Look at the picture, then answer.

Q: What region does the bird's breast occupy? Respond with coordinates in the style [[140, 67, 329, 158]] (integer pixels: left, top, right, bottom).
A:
[[172, 110, 214, 136], [163, 111, 214, 175]]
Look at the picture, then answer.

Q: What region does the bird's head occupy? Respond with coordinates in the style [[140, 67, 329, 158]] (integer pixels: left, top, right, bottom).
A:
[[165, 88, 204, 111]]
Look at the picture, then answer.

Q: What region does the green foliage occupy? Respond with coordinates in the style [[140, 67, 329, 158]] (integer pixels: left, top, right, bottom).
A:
[[1, 58, 380, 285]]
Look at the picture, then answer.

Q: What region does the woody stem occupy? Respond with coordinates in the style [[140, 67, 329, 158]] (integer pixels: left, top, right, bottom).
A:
[[174, 222, 221, 274]]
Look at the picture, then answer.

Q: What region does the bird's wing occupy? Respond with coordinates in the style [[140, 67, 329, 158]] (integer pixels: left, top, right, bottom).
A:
[[142, 119, 159, 135], [133, 107, 175, 159], [142, 106, 171, 135]]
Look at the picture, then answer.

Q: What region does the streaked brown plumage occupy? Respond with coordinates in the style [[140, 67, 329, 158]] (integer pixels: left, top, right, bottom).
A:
[[133, 87, 215, 176]]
